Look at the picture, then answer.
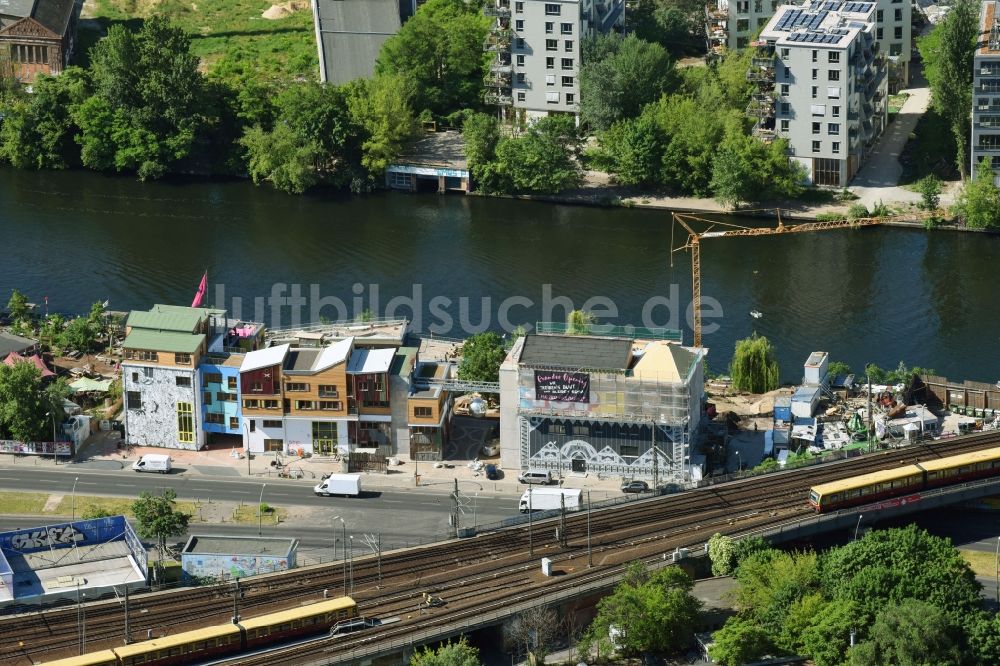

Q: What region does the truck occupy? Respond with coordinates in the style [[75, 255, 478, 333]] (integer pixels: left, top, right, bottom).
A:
[[132, 454, 171, 474], [313, 473, 362, 497], [518, 488, 582, 513]]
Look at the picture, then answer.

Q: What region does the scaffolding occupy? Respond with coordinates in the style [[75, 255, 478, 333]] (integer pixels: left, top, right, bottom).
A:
[[704, 2, 729, 61], [746, 41, 777, 142], [483, 1, 515, 117]]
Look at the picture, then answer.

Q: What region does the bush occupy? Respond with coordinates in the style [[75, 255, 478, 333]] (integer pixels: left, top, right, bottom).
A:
[[914, 174, 942, 211], [846, 203, 869, 219], [870, 200, 891, 217]]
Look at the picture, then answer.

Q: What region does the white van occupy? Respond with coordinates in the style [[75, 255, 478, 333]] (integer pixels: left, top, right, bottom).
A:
[[314, 473, 362, 497], [132, 454, 172, 474], [517, 470, 554, 485]]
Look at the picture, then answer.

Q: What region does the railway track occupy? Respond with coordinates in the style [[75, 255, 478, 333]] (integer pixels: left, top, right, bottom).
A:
[[8, 431, 1000, 665]]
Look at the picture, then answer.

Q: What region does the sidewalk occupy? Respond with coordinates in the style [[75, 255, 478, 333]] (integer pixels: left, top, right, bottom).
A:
[[9, 430, 628, 500]]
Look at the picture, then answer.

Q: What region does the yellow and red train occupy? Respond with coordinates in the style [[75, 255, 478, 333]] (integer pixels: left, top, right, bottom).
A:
[[809, 446, 1000, 512], [39, 596, 357, 666]]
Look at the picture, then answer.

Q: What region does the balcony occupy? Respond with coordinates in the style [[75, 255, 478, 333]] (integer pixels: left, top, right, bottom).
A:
[[484, 30, 513, 52], [484, 4, 511, 18], [484, 91, 513, 105]]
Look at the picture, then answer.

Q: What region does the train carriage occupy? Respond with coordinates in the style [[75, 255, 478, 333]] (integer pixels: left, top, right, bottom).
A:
[[240, 596, 358, 649], [111, 623, 242, 666], [918, 447, 1000, 489], [38, 651, 120, 666], [809, 464, 924, 512]]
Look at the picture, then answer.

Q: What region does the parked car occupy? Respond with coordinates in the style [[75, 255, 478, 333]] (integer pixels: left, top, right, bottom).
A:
[[484, 464, 502, 480], [621, 480, 650, 493], [518, 470, 554, 485]]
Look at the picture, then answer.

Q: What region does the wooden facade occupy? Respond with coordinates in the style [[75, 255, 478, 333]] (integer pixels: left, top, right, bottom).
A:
[[241, 364, 284, 417], [284, 363, 349, 419], [0, 0, 81, 84]]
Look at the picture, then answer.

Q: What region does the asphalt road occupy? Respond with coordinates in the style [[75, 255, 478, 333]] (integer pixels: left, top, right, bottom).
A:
[[0, 464, 522, 553]]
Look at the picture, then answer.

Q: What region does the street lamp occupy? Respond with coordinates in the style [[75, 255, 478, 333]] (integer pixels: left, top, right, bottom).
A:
[[257, 483, 266, 537], [854, 513, 864, 541], [348, 535, 354, 595], [735, 450, 742, 473], [333, 516, 347, 596], [72, 476, 79, 521]]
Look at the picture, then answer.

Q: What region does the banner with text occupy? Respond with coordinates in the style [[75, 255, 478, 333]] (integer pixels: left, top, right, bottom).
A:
[[534, 371, 590, 403], [0, 515, 127, 554]]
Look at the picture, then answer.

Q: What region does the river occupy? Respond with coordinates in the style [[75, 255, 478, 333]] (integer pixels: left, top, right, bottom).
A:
[[2, 168, 998, 383]]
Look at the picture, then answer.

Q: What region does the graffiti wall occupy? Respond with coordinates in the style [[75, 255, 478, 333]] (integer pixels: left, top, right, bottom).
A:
[[181, 552, 295, 580]]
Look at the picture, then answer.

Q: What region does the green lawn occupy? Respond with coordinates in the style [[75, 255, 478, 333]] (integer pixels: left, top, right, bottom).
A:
[[80, 0, 319, 84], [232, 504, 286, 525], [960, 548, 997, 578], [0, 491, 50, 514]]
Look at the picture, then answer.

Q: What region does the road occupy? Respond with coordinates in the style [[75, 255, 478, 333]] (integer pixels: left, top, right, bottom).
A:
[[0, 464, 522, 553]]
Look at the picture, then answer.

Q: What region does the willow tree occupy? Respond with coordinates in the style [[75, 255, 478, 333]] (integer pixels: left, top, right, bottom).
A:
[[729, 333, 780, 393]]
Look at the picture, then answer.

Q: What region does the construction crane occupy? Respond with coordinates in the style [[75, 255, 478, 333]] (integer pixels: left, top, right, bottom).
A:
[[670, 209, 932, 348]]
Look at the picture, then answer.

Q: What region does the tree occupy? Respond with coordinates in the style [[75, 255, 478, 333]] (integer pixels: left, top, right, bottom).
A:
[[914, 174, 942, 212], [40, 314, 66, 351], [6, 289, 29, 324], [462, 112, 500, 169], [581, 563, 702, 657], [798, 598, 857, 666], [827, 361, 852, 378], [847, 599, 961, 666], [457, 332, 506, 383], [79, 16, 209, 179], [376, 0, 490, 116], [626, 0, 703, 57], [410, 637, 480, 666], [59, 316, 97, 353], [729, 333, 780, 394], [656, 97, 738, 196], [707, 533, 770, 576], [711, 128, 804, 208], [131, 489, 191, 568], [954, 157, 1000, 228], [566, 310, 595, 335], [241, 123, 322, 194], [487, 116, 582, 194], [709, 615, 774, 666], [600, 115, 664, 186], [0, 361, 47, 442], [345, 73, 419, 176], [919, 0, 978, 178], [0, 68, 90, 170], [504, 606, 562, 665], [580, 34, 676, 131]]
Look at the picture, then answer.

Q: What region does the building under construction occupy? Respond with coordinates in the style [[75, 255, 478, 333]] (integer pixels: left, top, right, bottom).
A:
[[499, 325, 706, 484]]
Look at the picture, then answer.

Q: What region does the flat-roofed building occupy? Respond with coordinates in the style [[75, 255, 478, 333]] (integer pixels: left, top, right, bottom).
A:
[[973, 1, 1000, 185]]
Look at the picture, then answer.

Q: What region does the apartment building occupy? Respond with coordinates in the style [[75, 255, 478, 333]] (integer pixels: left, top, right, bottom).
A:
[[498, 330, 705, 483], [753, 1, 887, 186], [122, 305, 265, 450], [708, 0, 909, 91], [972, 0, 1000, 185], [484, 0, 624, 123]]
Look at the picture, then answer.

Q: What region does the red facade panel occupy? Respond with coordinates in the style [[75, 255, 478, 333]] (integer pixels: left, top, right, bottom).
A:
[[241, 366, 279, 395]]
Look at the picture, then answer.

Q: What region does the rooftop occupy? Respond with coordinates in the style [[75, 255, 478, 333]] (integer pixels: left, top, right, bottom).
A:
[[0, 331, 38, 356], [127, 309, 204, 334], [240, 343, 290, 373], [631, 341, 699, 384], [519, 334, 633, 372], [763, 1, 872, 46], [122, 328, 204, 354], [314, 0, 402, 84], [393, 131, 469, 171], [0, 0, 76, 35], [348, 347, 396, 374], [182, 535, 297, 557]]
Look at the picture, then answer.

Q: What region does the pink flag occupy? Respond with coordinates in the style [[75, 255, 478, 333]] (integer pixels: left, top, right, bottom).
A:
[[191, 271, 207, 308]]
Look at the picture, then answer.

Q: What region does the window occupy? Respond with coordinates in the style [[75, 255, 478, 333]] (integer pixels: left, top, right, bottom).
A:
[[177, 402, 194, 443], [318, 385, 339, 398], [812, 50, 818, 63], [249, 421, 256, 432], [812, 122, 821, 134], [546, 91, 559, 103], [243, 399, 259, 409], [812, 68, 818, 80], [515, 19, 523, 30], [517, 72, 527, 84], [545, 21, 554, 33], [780, 102, 790, 114], [295, 400, 317, 410], [828, 122, 840, 135], [176, 376, 191, 387], [620, 443, 639, 458], [264, 439, 283, 452], [832, 141, 841, 154], [414, 406, 433, 417], [780, 83, 790, 96], [811, 86, 818, 99], [812, 140, 821, 152], [810, 104, 826, 115], [561, 57, 573, 69], [174, 353, 191, 365], [561, 22, 572, 34], [828, 52, 840, 64], [285, 382, 308, 392], [205, 413, 223, 424], [262, 419, 282, 428], [544, 2, 560, 14], [561, 76, 574, 87], [737, 18, 749, 32], [737, 36, 748, 48], [876, 27, 883, 40], [549, 423, 566, 435], [517, 91, 526, 101], [215, 392, 235, 402], [564, 40, 573, 52], [546, 74, 556, 86], [516, 54, 525, 66], [515, 0, 522, 11], [131, 372, 139, 382], [227, 377, 237, 391], [754, 0, 761, 11], [827, 86, 841, 98], [814, 157, 841, 185], [312, 421, 337, 453], [546, 39, 557, 51], [205, 373, 222, 385], [230, 417, 238, 430], [263, 399, 279, 409], [780, 47, 789, 60], [876, 9, 883, 21], [565, 92, 575, 104], [832, 105, 840, 117], [889, 43, 902, 57], [125, 350, 158, 362], [894, 8, 901, 20], [894, 26, 902, 39], [203, 392, 212, 404], [828, 69, 840, 81], [515, 38, 525, 49], [780, 119, 789, 131], [546, 57, 554, 69], [319, 400, 342, 410], [127, 391, 142, 410]]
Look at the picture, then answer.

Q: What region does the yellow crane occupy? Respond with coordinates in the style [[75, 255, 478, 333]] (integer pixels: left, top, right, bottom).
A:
[[670, 209, 932, 348]]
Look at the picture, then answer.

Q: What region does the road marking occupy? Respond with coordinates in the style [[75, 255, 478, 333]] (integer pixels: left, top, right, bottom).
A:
[[0, 476, 22, 481], [78, 482, 99, 485]]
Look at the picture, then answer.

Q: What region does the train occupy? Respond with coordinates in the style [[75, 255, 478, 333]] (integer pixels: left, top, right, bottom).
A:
[[809, 446, 1000, 512], [39, 596, 358, 666]]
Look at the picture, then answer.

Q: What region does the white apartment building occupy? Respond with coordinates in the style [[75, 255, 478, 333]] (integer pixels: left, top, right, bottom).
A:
[[972, 1, 1000, 185], [484, 0, 624, 122], [754, 1, 887, 185], [709, 0, 909, 90]]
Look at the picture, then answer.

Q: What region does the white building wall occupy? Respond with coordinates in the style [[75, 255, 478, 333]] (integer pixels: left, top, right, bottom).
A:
[[243, 419, 287, 455], [283, 418, 350, 455], [123, 364, 202, 450], [498, 339, 524, 470]]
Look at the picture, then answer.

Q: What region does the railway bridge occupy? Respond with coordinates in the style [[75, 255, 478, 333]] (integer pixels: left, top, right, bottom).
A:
[[5, 432, 1000, 666]]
